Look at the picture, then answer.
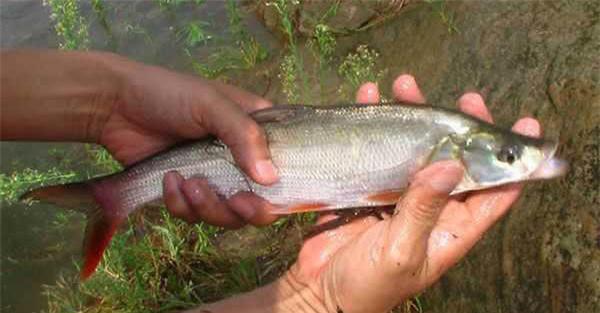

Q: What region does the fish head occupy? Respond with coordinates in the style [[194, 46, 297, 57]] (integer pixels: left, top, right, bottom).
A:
[[451, 128, 568, 194]]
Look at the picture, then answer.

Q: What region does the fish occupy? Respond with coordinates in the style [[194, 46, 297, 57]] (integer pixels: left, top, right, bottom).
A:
[[21, 102, 568, 279]]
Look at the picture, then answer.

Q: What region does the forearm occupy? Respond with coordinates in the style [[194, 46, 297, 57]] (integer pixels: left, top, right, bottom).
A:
[[187, 273, 330, 313], [0, 49, 130, 142]]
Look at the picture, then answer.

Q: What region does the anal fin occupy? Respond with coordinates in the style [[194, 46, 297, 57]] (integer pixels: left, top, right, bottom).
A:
[[271, 202, 332, 214], [365, 190, 403, 205]]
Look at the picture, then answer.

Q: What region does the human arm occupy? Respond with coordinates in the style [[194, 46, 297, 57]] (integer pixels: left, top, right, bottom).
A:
[[0, 49, 121, 142], [0, 49, 278, 226]]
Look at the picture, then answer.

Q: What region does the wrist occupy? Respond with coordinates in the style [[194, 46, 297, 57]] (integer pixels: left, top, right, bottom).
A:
[[79, 52, 125, 142], [188, 272, 330, 313]]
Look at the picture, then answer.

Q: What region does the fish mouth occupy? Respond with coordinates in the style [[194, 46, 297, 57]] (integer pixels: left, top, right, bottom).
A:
[[529, 140, 569, 180]]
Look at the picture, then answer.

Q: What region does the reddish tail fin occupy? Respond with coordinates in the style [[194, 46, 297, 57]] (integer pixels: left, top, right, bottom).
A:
[[21, 181, 125, 280]]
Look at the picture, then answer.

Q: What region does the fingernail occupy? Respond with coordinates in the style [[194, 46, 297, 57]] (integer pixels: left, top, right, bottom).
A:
[[520, 117, 540, 137], [421, 161, 464, 193], [396, 74, 416, 91], [365, 84, 379, 102], [255, 160, 278, 183], [459, 93, 484, 106], [182, 180, 205, 206], [164, 171, 183, 189]]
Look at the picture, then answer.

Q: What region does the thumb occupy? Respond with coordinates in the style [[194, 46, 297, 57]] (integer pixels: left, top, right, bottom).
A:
[[195, 90, 278, 185], [387, 161, 463, 269]]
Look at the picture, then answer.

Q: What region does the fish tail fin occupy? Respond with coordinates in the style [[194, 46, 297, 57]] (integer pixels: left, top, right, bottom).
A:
[[21, 180, 126, 280]]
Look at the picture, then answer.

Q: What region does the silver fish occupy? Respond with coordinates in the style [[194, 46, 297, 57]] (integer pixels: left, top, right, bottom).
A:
[[22, 103, 568, 279]]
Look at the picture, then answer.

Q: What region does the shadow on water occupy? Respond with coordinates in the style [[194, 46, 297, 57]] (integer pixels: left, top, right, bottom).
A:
[[1, 0, 599, 312]]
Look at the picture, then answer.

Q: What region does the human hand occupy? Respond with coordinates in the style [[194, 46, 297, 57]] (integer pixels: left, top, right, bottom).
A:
[[285, 75, 542, 313], [100, 60, 279, 227]]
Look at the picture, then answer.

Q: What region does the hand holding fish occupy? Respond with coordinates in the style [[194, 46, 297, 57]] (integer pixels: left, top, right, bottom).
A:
[[105, 57, 281, 228], [0, 49, 279, 228], [189, 75, 547, 313]]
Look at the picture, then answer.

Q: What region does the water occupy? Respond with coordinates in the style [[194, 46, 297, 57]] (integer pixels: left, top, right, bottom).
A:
[[1, 0, 599, 312], [0, 1, 277, 311]]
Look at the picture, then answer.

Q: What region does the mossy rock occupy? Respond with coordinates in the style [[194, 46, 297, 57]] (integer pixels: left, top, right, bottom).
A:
[[254, 0, 412, 39]]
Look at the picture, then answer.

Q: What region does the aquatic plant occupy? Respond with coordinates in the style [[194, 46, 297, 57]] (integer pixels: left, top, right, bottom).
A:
[[124, 23, 154, 45], [278, 54, 299, 102], [268, 0, 311, 103], [187, 0, 268, 79], [424, 0, 460, 34], [309, 24, 336, 62], [90, 0, 118, 50], [178, 21, 213, 47], [308, 23, 337, 100], [154, 0, 205, 11], [226, 0, 245, 39], [338, 45, 387, 99], [46, 0, 90, 50]]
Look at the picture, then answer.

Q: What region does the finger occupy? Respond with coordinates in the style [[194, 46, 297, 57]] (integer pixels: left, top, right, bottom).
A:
[[387, 161, 463, 269], [209, 81, 273, 112], [181, 178, 245, 228], [227, 192, 279, 227], [392, 74, 426, 104], [356, 82, 380, 103], [457, 93, 493, 123], [163, 171, 196, 223], [196, 90, 278, 185]]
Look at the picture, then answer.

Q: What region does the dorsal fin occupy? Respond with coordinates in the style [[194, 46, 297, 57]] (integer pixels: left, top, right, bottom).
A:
[[251, 105, 313, 124]]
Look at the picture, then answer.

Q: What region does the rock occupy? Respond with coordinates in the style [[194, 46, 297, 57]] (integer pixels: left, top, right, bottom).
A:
[[254, 0, 412, 38]]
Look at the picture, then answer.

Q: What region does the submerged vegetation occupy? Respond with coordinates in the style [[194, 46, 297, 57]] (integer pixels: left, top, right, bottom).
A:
[[186, 0, 268, 78], [424, 0, 460, 34], [3, 1, 418, 312], [47, 0, 90, 50], [0, 168, 78, 204]]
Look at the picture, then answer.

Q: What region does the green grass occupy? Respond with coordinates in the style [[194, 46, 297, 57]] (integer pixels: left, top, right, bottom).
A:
[[154, 0, 205, 11], [424, 0, 460, 34], [42, 209, 306, 312], [338, 44, 387, 100], [91, 0, 118, 50], [178, 21, 212, 47], [47, 0, 90, 50], [269, 0, 311, 103], [187, 0, 268, 78], [83, 144, 122, 173], [279, 53, 301, 102], [0, 168, 79, 204]]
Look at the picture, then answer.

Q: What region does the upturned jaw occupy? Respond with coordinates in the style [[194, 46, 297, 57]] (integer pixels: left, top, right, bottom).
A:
[[529, 140, 569, 180]]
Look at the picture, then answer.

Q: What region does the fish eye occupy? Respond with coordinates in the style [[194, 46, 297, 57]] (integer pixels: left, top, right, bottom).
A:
[[497, 145, 520, 164]]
